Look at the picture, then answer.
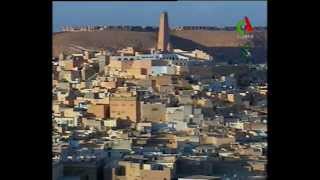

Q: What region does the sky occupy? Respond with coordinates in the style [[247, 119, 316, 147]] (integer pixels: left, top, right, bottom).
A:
[[53, 1, 267, 32]]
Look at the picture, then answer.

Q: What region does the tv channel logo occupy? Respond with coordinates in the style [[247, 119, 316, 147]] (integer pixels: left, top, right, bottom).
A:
[[236, 16, 254, 38]]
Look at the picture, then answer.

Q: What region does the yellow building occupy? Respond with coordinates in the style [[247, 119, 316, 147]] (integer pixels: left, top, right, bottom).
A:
[[117, 47, 135, 55], [87, 104, 109, 119], [63, 60, 74, 71], [100, 81, 117, 89], [107, 59, 152, 79], [140, 102, 166, 122], [109, 161, 171, 180], [196, 98, 213, 108], [191, 49, 213, 60], [199, 134, 235, 146], [226, 93, 241, 103], [110, 96, 140, 122]]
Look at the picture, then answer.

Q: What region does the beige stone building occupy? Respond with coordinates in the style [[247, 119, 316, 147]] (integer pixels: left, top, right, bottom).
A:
[[63, 60, 74, 71], [110, 96, 140, 122], [107, 161, 171, 180], [244, 122, 267, 131], [150, 75, 173, 92], [62, 107, 78, 118], [82, 118, 102, 130], [190, 49, 213, 60], [134, 134, 178, 149], [150, 75, 172, 86], [100, 81, 117, 89], [153, 134, 177, 149], [195, 98, 213, 108], [87, 104, 109, 119], [199, 134, 235, 146], [140, 102, 166, 122], [226, 93, 242, 103], [107, 59, 152, 79], [117, 47, 135, 55]]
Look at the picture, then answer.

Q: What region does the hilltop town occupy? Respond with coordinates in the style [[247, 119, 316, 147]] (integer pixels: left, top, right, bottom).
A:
[[52, 12, 267, 180]]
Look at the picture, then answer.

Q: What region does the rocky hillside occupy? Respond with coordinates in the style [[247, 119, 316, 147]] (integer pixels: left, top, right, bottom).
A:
[[53, 30, 267, 63]]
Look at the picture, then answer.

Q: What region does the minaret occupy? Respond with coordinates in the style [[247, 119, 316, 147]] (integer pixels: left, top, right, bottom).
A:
[[157, 11, 171, 53]]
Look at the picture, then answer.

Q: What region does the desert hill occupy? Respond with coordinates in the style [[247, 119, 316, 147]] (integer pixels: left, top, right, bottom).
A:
[[53, 30, 267, 63]]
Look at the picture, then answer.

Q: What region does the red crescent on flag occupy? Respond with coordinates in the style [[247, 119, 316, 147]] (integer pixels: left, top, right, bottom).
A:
[[244, 16, 253, 32]]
